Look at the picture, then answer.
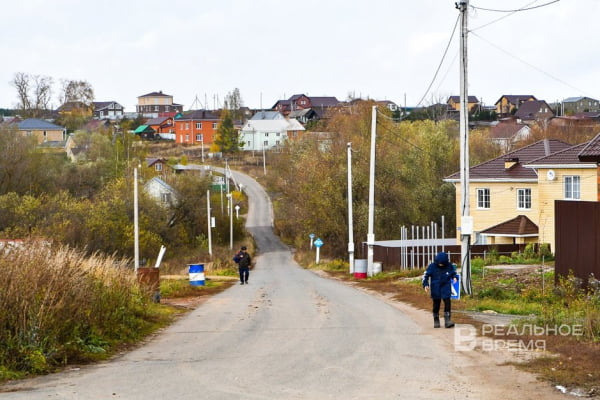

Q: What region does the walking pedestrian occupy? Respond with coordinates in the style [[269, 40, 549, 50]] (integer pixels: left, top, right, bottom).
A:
[[233, 246, 251, 285], [422, 251, 458, 328]]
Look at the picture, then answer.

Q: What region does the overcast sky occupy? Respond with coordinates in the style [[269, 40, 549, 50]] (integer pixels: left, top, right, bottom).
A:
[[1, 0, 598, 112]]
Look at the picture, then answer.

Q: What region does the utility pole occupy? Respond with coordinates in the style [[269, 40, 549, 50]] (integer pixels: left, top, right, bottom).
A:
[[367, 106, 377, 277], [207, 189, 212, 256], [134, 166, 140, 271], [347, 142, 355, 274], [458, 0, 473, 295]]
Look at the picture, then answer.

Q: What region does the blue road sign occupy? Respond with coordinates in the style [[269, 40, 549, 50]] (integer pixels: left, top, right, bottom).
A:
[[314, 238, 323, 248], [309, 233, 315, 239], [451, 273, 460, 300]]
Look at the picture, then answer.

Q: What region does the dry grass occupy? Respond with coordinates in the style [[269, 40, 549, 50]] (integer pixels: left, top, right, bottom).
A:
[[0, 242, 160, 378]]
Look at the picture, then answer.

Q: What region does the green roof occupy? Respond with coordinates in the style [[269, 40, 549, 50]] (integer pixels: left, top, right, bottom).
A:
[[134, 125, 154, 134]]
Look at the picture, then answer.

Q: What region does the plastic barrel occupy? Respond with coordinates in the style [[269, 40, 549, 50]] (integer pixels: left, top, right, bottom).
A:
[[354, 259, 367, 279], [188, 263, 205, 286], [373, 261, 382, 275]]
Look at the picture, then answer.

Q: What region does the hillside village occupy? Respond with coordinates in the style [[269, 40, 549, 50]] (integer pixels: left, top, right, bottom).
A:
[[2, 89, 600, 263]]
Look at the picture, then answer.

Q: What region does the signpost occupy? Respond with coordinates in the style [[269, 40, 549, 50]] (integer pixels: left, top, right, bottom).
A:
[[309, 233, 315, 249], [314, 237, 323, 264], [451, 273, 461, 300]]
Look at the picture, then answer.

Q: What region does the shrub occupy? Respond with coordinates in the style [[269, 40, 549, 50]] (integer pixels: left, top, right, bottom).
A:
[[0, 242, 154, 376]]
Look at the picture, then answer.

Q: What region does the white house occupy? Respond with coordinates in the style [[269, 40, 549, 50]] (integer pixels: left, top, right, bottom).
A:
[[144, 177, 178, 206], [239, 112, 305, 151]]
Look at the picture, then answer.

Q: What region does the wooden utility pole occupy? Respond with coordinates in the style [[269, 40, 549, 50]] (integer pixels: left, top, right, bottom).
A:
[[458, 0, 472, 295]]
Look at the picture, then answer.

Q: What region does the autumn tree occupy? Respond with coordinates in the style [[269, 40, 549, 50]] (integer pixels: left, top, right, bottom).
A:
[[10, 72, 53, 118], [213, 109, 240, 153]]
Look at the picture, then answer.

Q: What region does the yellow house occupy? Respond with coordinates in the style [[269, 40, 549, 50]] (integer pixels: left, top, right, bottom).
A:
[[494, 95, 537, 116], [443, 139, 597, 253], [17, 118, 66, 144], [447, 95, 480, 113]]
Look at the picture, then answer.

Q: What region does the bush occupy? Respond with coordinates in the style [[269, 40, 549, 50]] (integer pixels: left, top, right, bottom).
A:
[[0, 243, 156, 376]]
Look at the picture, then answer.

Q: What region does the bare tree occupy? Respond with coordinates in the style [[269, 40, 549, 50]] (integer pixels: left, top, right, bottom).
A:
[[11, 72, 53, 118], [60, 79, 94, 106]]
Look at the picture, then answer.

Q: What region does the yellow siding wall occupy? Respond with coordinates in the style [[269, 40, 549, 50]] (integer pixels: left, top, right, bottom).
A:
[[536, 167, 597, 251], [455, 181, 539, 243], [139, 96, 173, 106], [454, 166, 598, 253], [23, 129, 65, 144]]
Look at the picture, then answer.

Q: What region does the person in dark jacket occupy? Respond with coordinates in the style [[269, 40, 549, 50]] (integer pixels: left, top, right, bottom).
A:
[[233, 246, 251, 285], [422, 251, 458, 328]]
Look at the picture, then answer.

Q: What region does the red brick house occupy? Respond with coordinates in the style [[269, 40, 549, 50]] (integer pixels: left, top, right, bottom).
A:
[[174, 110, 221, 145], [146, 116, 175, 134]]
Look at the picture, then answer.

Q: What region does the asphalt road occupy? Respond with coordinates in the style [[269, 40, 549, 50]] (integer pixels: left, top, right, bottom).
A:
[[0, 170, 566, 400]]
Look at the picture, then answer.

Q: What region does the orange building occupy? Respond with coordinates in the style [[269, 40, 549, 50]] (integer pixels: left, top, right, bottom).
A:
[[174, 110, 221, 145]]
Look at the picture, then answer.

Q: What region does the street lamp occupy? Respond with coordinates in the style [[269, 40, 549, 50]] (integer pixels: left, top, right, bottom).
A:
[[235, 204, 240, 219]]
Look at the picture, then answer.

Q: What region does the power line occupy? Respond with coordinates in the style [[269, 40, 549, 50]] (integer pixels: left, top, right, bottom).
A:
[[414, 14, 461, 109], [472, 0, 560, 13], [471, 0, 549, 31], [470, 31, 590, 96]]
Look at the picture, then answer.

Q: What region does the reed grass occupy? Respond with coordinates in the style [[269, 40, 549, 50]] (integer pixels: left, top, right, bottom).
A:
[[0, 242, 158, 378]]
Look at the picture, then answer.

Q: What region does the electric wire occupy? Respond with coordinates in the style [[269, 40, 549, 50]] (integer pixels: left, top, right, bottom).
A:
[[472, 0, 560, 13], [471, 0, 559, 31], [470, 31, 591, 96], [414, 14, 461, 110]]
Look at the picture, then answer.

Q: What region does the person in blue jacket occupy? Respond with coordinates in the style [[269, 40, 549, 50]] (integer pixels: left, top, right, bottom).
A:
[[422, 251, 458, 328]]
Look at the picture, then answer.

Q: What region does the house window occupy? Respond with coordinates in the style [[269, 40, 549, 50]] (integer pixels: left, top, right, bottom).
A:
[[276, 132, 280, 136], [185, 134, 190, 142], [264, 132, 269, 137], [196, 122, 202, 129], [263, 140, 268, 146], [477, 188, 490, 209], [185, 123, 189, 130], [196, 134, 203, 142], [165, 106, 170, 112], [212, 123, 217, 129], [161, 192, 172, 204], [517, 188, 531, 210], [154, 105, 159, 111], [564, 176, 580, 200], [155, 163, 163, 172]]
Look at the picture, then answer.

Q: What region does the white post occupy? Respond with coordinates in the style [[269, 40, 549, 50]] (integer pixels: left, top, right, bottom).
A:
[[235, 205, 240, 219], [154, 245, 166, 268], [227, 193, 233, 250], [347, 142, 355, 274], [367, 106, 377, 277], [458, 0, 472, 295], [201, 135, 205, 163], [262, 144, 266, 175], [207, 189, 212, 256], [316, 246, 320, 264], [134, 167, 140, 271]]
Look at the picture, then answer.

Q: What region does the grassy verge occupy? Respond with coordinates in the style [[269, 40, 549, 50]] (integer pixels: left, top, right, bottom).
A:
[[0, 243, 241, 384]]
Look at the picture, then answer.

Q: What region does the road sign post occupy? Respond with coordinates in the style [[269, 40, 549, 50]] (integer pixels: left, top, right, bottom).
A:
[[314, 238, 323, 264]]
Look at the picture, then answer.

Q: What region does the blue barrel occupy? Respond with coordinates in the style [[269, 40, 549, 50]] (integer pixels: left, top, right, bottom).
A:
[[188, 264, 205, 286]]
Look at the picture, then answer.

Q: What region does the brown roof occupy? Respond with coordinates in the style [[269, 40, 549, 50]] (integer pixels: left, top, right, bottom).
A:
[[480, 215, 538, 237], [576, 132, 600, 162], [514, 100, 554, 120], [445, 139, 572, 181], [526, 142, 591, 166], [177, 110, 220, 120], [489, 121, 529, 140], [494, 95, 537, 106]]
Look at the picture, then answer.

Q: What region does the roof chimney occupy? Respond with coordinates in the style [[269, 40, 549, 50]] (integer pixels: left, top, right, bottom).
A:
[[543, 138, 551, 156], [504, 157, 519, 169]]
